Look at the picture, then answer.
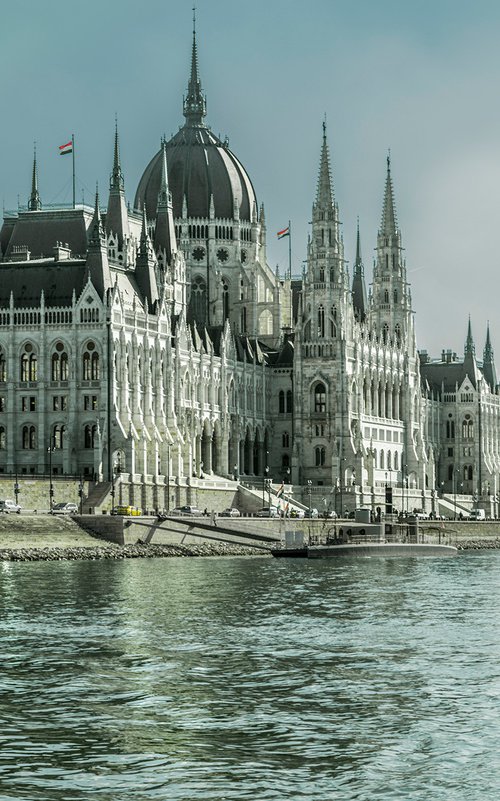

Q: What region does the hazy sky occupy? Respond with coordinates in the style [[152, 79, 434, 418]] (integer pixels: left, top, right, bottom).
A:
[[1, 0, 500, 360]]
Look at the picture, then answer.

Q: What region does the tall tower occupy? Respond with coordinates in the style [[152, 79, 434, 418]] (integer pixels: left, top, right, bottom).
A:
[[370, 156, 412, 348]]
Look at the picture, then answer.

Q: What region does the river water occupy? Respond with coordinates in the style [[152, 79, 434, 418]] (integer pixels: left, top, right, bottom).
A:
[[0, 552, 499, 800]]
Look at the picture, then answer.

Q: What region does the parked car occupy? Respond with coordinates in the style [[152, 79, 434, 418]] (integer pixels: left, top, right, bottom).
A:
[[51, 502, 78, 515], [172, 505, 202, 516], [219, 507, 240, 517], [469, 508, 486, 521], [112, 505, 142, 516], [413, 509, 429, 520], [289, 509, 305, 518], [0, 499, 21, 514], [257, 506, 279, 518]]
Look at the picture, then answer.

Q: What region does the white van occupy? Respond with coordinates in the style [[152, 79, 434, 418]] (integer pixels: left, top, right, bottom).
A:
[[469, 508, 486, 521]]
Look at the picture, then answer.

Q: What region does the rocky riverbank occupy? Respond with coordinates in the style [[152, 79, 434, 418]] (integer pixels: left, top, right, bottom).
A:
[[0, 541, 269, 562], [455, 539, 500, 550]]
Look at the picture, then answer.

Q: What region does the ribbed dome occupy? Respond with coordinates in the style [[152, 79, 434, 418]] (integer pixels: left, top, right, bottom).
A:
[[134, 125, 257, 222]]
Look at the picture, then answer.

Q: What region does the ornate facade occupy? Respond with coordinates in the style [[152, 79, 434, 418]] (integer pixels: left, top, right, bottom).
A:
[[0, 25, 498, 514]]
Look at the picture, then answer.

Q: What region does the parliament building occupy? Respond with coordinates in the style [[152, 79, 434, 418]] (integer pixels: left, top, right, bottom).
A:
[[0, 24, 498, 516]]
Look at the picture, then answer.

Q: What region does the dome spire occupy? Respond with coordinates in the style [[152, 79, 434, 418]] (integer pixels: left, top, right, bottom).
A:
[[465, 315, 475, 356], [352, 218, 367, 322], [28, 142, 41, 211], [183, 8, 207, 127]]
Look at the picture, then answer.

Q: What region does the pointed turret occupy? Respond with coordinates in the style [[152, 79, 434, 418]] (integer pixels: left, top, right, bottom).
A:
[[135, 207, 159, 309], [463, 316, 481, 386], [154, 143, 177, 266], [483, 323, 497, 390], [28, 144, 41, 211], [86, 186, 112, 298], [315, 120, 334, 207], [381, 153, 398, 235], [465, 316, 475, 356], [183, 9, 206, 127], [352, 220, 367, 322], [106, 120, 129, 249]]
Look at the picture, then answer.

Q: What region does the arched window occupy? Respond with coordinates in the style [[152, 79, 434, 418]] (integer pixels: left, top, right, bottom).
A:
[[395, 324, 401, 347], [286, 390, 293, 413], [0, 426, 5, 449], [315, 446, 326, 466], [382, 323, 389, 344], [314, 383, 326, 414], [282, 432, 289, 448], [84, 424, 97, 449], [83, 341, 99, 380], [393, 289, 398, 304], [394, 451, 399, 470], [462, 415, 474, 439], [278, 390, 285, 414], [318, 305, 325, 337], [387, 451, 392, 470], [380, 450, 385, 469], [446, 418, 455, 439], [22, 425, 36, 449], [0, 348, 6, 382], [384, 289, 389, 304], [222, 279, 229, 322], [53, 424, 66, 449], [448, 464, 454, 481], [20, 344, 37, 381], [191, 275, 207, 324]]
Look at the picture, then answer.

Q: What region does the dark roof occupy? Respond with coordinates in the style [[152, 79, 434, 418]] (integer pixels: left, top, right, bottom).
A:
[[420, 359, 482, 393], [135, 125, 257, 222], [0, 260, 88, 308], [1, 208, 93, 261]]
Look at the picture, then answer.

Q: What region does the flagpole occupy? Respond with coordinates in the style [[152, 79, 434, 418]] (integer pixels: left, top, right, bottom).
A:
[[72, 134, 75, 209], [288, 219, 292, 280]]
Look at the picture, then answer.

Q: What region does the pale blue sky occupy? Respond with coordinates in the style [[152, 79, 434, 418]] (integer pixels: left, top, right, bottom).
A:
[[2, 0, 500, 359]]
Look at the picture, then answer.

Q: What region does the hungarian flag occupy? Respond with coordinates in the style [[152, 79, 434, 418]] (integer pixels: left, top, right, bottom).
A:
[[277, 226, 289, 239], [59, 141, 72, 155], [276, 481, 284, 497]]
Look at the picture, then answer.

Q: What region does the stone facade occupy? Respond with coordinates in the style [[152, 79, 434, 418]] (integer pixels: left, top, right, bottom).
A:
[[0, 26, 498, 515]]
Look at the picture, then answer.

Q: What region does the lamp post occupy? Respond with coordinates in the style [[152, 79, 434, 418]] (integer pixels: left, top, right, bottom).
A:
[[78, 475, 84, 515], [286, 466, 291, 484], [166, 443, 171, 514], [14, 471, 19, 507], [47, 441, 55, 512], [263, 458, 269, 507], [233, 463, 238, 482], [307, 479, 312, 514], [110, 467, 116, 514]]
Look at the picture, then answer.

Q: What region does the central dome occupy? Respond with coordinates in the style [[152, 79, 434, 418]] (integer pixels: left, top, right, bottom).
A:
[[134, 125, 257, 222], [134, 26, 257, 222]]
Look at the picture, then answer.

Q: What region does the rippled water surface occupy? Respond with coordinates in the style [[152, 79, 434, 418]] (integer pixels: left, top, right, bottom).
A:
[[1, 552, 500, 800]]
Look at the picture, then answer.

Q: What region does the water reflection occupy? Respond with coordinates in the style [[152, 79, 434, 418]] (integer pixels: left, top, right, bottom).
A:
[[0, 554, 499, 799]]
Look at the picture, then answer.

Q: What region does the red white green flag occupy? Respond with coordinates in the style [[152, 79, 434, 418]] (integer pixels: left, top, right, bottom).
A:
[[59, 141, 73, 155], [277, 226, 289, 239]]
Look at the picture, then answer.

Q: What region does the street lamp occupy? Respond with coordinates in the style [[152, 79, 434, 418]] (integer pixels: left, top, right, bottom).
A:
[[47, 440, 55, 512], [307, 479, 312, 513], [263, 457, 269, 506], [78, 475, 84, 515], [166, 444, 171, 513], [233, 463, 238, 482], [286, 466, 291, 484], [14, 471, 19, 507]]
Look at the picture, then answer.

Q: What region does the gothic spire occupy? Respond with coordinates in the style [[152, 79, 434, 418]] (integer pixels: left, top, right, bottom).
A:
[[106, 119, 129, 249], [154, 142, 177, 266], [110, 117, 124, 193], [483, 322, 498, 390], [352, 219, 367, 322], [315, 120, 334, 207], [86, 185, 111, 298], [28, 143, 41, 211], [465, 316, 475, 356], [380, 153, 398, 235], [136, 206, 159, 308], [183, 9, 206, 127]]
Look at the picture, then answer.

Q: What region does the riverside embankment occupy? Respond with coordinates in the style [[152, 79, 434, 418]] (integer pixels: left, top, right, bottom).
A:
[[0, 513, 499, 561]]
